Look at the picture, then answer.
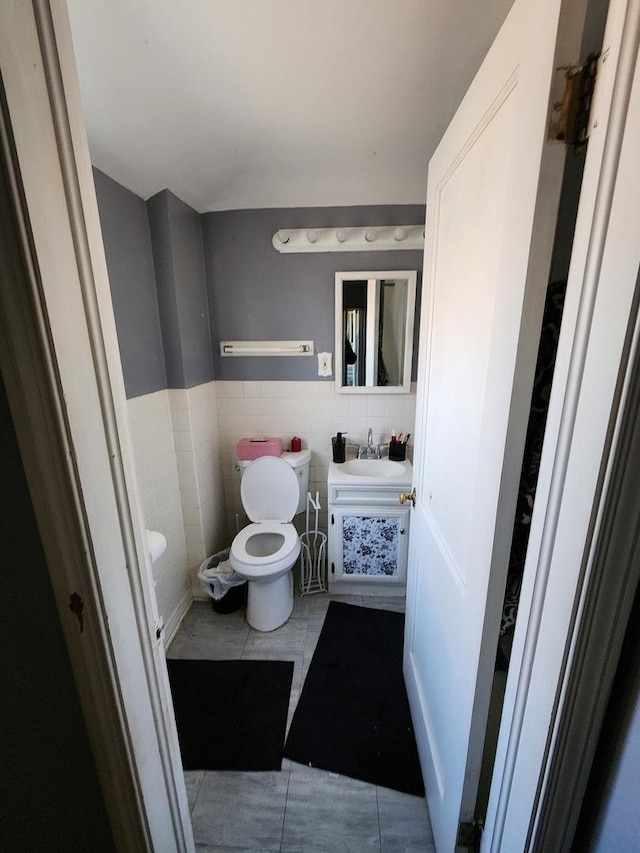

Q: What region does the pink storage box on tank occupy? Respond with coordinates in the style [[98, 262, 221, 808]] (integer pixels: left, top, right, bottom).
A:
[[236, 437, 282, 461]]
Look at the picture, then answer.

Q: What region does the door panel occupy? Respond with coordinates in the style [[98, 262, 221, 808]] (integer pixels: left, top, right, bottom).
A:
[[424, 81, 515, 579], [403, 0, 588, 849]]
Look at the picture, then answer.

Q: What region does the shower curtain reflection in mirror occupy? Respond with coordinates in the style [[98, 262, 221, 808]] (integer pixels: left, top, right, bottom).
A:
[[338, 272, 415, 391]]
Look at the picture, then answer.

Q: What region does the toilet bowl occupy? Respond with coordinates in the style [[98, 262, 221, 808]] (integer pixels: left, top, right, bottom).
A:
[[230, 455, 304, 631]]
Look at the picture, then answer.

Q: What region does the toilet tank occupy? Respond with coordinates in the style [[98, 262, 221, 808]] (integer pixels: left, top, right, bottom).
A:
[[236, 448, 311, 515], [281, 449, 312, 514]]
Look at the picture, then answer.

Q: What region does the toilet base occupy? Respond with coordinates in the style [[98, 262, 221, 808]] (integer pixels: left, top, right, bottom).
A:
[[246, 571, 293, 632]]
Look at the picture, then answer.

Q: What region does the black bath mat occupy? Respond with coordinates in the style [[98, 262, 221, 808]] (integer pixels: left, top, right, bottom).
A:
[[167, 659, 294, 771], [284, 602, 424, 795]]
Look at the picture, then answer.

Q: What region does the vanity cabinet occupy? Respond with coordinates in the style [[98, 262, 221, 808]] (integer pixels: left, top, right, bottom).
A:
[[327, 476, 412, 595]]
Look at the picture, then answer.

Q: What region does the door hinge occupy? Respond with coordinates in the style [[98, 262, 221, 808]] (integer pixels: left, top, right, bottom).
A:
[[549, 52, 599, 151], [153, 616, 165, 646], [457, 820, 482, 852], [331, 514, 334, 525], [331, 562, 335, 575]]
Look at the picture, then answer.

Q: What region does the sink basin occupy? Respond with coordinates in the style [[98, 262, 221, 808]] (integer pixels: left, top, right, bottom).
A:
[[339, 459, 407, 478], [328, 457, 412, 486]]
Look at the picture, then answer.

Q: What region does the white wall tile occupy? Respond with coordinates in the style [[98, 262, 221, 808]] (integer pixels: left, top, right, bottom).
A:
[[170, 409, 192, 432], [167, 388, 189, 410], [216, 380, 416, 541], [168, 381, 227, 595], [223, 381, 244, 398], [186, 539, 207, 564], [172, 429, 195, 453], [349, 396, 368, 417], [242, 380, 262, 398], [127, 380, 416, 613], [127, 390, 191, 639]]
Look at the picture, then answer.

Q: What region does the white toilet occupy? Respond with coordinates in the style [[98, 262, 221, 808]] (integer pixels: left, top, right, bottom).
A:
[[230, 451, 311, 631]]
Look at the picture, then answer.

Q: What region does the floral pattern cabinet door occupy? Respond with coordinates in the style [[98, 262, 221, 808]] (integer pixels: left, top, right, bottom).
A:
[[329, 505, 410, 593]]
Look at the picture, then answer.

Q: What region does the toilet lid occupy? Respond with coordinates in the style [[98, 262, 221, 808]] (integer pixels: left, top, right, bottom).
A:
[[241, 456, 299, 522]]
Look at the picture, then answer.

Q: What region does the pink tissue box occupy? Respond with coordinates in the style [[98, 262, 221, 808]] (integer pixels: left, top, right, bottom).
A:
[[237, 437, 282, 461]]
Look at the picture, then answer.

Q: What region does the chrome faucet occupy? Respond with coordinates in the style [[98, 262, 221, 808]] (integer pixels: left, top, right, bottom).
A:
[[358, 427, 381, 459]]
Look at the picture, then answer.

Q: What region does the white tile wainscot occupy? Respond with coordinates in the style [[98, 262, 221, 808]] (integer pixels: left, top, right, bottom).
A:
[[169, 382, 227, 597], [127, 390, 190, 643], [216, 381, 416, 542], [125, 380, 416, 632]]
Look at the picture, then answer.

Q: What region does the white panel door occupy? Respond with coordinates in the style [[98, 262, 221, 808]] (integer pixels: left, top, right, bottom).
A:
[[403, 0, 589, 849]]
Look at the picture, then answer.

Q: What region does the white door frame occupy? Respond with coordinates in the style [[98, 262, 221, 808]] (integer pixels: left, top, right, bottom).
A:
[[484, 0, 640, 848], [534, 270, 640, 849], [1, 0, 638, 851], [0, 2, 193, 850]]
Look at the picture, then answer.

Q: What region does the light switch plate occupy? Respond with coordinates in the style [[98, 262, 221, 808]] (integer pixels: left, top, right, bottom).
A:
[[317, 351, 333, 377]]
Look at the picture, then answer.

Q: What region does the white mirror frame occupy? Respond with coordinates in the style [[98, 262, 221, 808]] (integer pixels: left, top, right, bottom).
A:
[[334, 270, 417, 394]]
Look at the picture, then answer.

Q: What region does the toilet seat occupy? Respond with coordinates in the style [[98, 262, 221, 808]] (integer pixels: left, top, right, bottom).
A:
[[241, 456, 299, 523], [230, 521, 301, 579]]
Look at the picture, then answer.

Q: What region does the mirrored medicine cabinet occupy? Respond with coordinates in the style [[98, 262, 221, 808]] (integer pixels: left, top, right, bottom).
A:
[[335, 270, 417, 393]]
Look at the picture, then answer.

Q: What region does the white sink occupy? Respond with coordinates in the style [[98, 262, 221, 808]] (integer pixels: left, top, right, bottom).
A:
[[340, 459, 406, 478], [328, 457, 412, 485]]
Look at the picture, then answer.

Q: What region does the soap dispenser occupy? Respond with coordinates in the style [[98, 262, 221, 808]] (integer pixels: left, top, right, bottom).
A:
[[332, 432, 346, 464]]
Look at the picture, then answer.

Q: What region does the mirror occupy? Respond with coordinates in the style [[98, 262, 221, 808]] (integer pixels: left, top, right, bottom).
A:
[[335, 270, 417, 393]]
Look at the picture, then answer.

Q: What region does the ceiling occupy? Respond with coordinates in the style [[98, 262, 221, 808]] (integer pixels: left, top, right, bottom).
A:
[[67, 0, 514, 213]]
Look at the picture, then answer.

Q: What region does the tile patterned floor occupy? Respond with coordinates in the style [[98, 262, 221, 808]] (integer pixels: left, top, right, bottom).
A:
[[167, 591, 435, 852]]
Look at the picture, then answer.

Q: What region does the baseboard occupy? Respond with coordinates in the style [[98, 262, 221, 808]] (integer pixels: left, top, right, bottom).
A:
[[163, 588, 193, 649], [328, 579, 406, 596]]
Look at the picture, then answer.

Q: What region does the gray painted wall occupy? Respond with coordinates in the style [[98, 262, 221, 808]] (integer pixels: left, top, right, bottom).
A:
[[93, 168, 166, 398], [0, 377, 115, 852], [92, 147, 595, 394], [94, 167, 424, 390], [202, 206, 424, 381], [147, 190, 214, 388]]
